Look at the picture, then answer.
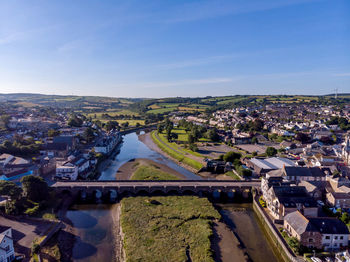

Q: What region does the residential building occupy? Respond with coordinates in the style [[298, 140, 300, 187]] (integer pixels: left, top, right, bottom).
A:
[[284, 211, 349, 250], [0, 226, 15, 262]]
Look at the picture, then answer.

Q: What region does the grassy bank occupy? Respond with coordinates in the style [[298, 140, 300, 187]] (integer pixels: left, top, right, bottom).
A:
[[131, 164, 180, 180], [151, 131, 203, 171], [121, 196, 220, 262]]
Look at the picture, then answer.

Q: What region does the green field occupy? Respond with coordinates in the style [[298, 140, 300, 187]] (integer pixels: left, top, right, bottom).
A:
[[131, 165, 179, 180], [121, 196, 220, 262]]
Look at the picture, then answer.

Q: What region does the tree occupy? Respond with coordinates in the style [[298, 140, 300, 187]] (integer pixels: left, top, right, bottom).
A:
[[21, 175, 48, 202], [157, 124, 164, 134], [223, 151, 241, 163], [251, 119, 264, 131], [83, 127, 95, 143], [68, 115, 83, 127], [266, 147, 277, 157], [0, 181, 22, 200], [48, 129, 60, 137], [188, 134, 195, 144], [295, 132, 310, 143], [205, 129, 220, 142], [251, 137, 258, 144], [105, 121, 119, 131], [341, 212, 350, 224]]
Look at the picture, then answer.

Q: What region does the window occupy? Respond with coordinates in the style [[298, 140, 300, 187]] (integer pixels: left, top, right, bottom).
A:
[[340, 236, 343, 240], [325, 236, 330, 240], [308, 238, 314, 243], [335, 236, 338, 240]]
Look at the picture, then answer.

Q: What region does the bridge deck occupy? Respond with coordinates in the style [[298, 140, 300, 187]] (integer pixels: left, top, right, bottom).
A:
[[51, 180, 261, 188]]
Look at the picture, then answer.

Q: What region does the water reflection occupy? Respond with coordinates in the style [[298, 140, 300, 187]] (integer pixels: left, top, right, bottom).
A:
[[66, 204, 116, 262]]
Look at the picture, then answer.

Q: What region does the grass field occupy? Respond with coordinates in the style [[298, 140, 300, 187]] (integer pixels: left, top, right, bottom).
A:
[[131, 164, 179, 180], [151, 131, 203, 170], [158, 131, 203, 158], [121, 196, 220, 262]]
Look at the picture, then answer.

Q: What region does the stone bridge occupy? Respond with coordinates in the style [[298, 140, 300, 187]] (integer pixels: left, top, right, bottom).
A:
[[52, 180, 260, 200]]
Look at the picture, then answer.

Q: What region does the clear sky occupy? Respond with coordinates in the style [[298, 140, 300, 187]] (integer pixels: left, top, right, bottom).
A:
[[0, 0, 349, 98]]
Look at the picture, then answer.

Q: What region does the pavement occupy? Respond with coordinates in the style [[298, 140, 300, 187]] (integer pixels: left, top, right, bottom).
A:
[[0, 215, 54, 259]]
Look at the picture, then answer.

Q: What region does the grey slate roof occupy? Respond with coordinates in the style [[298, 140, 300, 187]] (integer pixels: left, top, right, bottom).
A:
[[285, 211, 349, 235]]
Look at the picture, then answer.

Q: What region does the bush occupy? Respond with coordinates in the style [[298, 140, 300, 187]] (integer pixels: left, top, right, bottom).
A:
[[31, 243, 41, 255], [223, 151, 241, 163], [259, 196, 266, 208], [265, 147, 277, 157], [24, 204, 40, 216]]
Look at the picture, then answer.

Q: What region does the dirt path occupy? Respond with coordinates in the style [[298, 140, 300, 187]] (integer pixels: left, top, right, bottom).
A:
[[115, 158, 187, 180]]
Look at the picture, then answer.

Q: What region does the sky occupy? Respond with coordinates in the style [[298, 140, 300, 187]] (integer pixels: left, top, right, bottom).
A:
[[0, 0, 349, 98]]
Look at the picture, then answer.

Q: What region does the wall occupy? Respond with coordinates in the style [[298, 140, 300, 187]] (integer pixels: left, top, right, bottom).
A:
[[253, 197, 304, 262]]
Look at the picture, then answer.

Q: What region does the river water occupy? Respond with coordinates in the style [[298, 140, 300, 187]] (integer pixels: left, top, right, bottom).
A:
[[99, 132, 201, 180], [67, 132, 281, 262]]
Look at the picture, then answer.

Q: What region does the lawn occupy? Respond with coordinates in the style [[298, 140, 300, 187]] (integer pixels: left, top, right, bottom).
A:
[[131, 165, 179, 180], [121, 196, 220, 262], [224, 171, 241, 180]]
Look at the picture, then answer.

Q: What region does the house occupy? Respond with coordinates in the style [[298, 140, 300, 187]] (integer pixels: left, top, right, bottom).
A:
[[0, 154, 31, 174], [284, 211, 349, 250], [325, 175, 350, 208], [0, 226, 15, 262], [298, 181, 325, 200], [0, 154, 35, 182], [231, 136, 252, 145], [265, 185, 318, 220], [94, 131, 121, 155], [342, 135, 350, 165], [55, 161, 78, 180], [283, 166, 326, 182]]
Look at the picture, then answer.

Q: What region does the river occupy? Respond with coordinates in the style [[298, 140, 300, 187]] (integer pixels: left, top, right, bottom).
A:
[[67, 132, 281, 262], [99, 131, 201, 180]]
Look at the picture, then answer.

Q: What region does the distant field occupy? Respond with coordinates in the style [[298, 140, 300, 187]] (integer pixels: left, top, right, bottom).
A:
[[121, 196, 220, 262], [86, 110, 139, 118]]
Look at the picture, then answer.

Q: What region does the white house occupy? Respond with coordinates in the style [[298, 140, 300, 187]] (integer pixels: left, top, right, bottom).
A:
[[55, 162, 78, 180], [0, 227, 15, 262]]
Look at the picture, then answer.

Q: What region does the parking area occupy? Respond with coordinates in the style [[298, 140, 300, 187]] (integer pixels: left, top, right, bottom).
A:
[[0, 215, 54, 259]]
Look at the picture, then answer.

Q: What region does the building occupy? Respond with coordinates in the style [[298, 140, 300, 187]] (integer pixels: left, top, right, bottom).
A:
[[0, 226, 15, 262], [55, 161, 78, 180], [342, 135, 350, 165], [284, 211, 349, 250], [283, 166, 326, 182], [326, 175, 350, 208], [265, 185, 318, 220], [94, 131, 121, 155], [246, 157, 296, 175]]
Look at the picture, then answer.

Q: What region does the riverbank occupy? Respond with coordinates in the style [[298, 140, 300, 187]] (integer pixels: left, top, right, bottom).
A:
[[139, 132, 218, 179], [116, 158, 186, 180]]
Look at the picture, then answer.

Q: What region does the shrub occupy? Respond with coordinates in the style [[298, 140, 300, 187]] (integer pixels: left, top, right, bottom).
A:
[[31, 243, 41, 254], [259, 196, 266, 208], [24, 205, 40, 216]]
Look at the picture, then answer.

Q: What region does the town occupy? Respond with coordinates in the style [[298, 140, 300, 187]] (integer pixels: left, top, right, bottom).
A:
[[0, 94, 349, 261]]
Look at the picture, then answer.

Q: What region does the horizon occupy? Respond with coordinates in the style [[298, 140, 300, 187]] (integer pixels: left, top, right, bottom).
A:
[[1, 0, 349, 97], [1, 91, 350, 100]]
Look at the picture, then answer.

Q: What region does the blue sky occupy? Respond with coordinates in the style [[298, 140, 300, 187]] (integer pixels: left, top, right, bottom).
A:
[[0, 0, 349, 97]]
